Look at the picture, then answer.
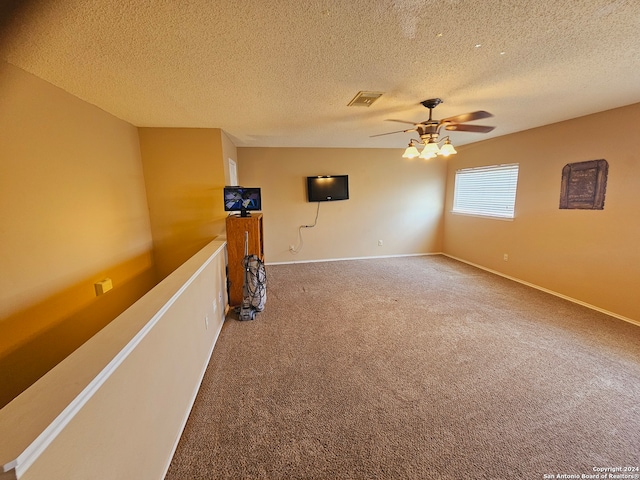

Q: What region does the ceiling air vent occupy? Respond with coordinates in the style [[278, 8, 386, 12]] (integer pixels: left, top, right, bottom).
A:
[[347, 91, 384, 107]]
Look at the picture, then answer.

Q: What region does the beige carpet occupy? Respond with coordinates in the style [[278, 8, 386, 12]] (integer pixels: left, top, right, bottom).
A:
[[165, 255, 640, 479]]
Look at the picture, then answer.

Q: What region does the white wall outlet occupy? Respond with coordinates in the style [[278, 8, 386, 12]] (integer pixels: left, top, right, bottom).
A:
[[378, 240, 383, 246], [503, 253, 509, 261], [205, 315, 209, 329]]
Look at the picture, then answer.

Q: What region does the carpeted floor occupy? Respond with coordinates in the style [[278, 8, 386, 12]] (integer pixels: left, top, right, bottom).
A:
[[165, 255, 640, 479]]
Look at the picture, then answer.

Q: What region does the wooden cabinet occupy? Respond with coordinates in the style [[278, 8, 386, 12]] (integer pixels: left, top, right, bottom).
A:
[[225, 214, 264, 306]]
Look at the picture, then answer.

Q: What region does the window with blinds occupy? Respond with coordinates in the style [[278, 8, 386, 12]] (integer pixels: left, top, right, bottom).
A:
[[452, 164, 519, 219]]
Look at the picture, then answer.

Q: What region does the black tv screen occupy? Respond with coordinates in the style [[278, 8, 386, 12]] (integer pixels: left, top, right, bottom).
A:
[[307, 175, 349, 202], [224, 186, 261, 216]]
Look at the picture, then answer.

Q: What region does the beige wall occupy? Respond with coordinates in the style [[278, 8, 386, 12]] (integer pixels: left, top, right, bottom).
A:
[[443, 103, 640, 322], [237, 147, 447, 263], [0, 62, 157, 408], [138, 128, 232, 279]]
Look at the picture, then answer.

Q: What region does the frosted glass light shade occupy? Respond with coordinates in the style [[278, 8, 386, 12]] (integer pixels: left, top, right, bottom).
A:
[[439, 142, 457, 156], [421, 141, 440, 155], [402, 145, 420, 158], [419, 149, 437, 159]]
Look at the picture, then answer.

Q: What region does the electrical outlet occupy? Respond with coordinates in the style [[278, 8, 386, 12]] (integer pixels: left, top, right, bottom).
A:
[[503, 253, 509, 261], [378, 240, 383, 246], [205, 315, 209, 329]]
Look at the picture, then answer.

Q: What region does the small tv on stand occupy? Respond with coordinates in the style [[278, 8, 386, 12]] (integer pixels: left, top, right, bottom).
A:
[[224, 186, 262, 217]]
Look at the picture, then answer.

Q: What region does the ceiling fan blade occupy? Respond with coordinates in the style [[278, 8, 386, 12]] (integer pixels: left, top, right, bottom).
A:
[[445, 124, 495, 133], [385, 119, 422, 125], [441, 110, 493, 124], [370, 128, 417, 138]]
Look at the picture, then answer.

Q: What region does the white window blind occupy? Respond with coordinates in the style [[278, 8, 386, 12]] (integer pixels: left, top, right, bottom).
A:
[[453, 163, 519, 219]]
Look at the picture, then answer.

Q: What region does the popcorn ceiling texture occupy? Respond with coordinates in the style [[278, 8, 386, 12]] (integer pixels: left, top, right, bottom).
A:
[[2, 0, 640, 148]]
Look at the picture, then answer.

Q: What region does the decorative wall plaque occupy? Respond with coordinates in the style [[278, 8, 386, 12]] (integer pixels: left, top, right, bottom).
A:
[[559, 159, 608, 210]]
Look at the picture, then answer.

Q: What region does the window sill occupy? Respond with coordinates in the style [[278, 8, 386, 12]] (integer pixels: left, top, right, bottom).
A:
[[450, 211, 515, 221]]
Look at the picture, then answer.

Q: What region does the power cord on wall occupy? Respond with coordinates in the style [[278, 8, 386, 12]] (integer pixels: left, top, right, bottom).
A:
[[289, 202, 321, 254]]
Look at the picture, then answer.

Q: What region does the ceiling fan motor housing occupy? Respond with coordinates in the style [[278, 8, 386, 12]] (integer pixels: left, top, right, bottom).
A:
[[420, 98, 443, 109], [417, 124, 440, 139]]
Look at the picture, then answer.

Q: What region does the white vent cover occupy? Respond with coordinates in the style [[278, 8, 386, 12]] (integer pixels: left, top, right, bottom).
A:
[[347, 91, 384, 107]]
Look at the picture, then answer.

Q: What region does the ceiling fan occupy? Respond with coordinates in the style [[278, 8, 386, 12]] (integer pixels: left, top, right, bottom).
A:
[[372, 98, 495, 158]]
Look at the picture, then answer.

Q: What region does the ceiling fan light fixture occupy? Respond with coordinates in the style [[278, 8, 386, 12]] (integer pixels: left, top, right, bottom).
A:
[[438, 138, 457, 156], [373, 97, 493, 161], [402, 141, 421, 158], [421, 140, 440, 155], [420, 151, 437, 160], [419, 148, 437, 159]]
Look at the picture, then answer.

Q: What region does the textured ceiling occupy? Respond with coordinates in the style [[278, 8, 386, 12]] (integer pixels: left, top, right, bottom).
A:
[[2, 0, 640, 149]]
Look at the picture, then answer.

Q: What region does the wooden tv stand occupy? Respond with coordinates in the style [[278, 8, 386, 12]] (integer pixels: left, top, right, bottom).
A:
[[225, 213, 264, 306]]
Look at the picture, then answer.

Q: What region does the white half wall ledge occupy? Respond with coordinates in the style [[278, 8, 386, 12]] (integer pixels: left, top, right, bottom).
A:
[[0, 239, 228, 479]]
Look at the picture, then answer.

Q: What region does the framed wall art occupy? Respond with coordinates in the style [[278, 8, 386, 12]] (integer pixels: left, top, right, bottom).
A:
[[559, 159, 608, 210]]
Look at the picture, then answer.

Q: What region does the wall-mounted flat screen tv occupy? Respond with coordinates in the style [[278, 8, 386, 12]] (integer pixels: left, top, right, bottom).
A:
[[224, 186, 262, 217], [307, 175, 349, 202]]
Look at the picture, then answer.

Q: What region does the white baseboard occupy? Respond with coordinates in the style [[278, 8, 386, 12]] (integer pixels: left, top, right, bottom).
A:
[[267, 252, 638, 327], [267, 252, 438, 266], [442, 253, 639, 328]]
